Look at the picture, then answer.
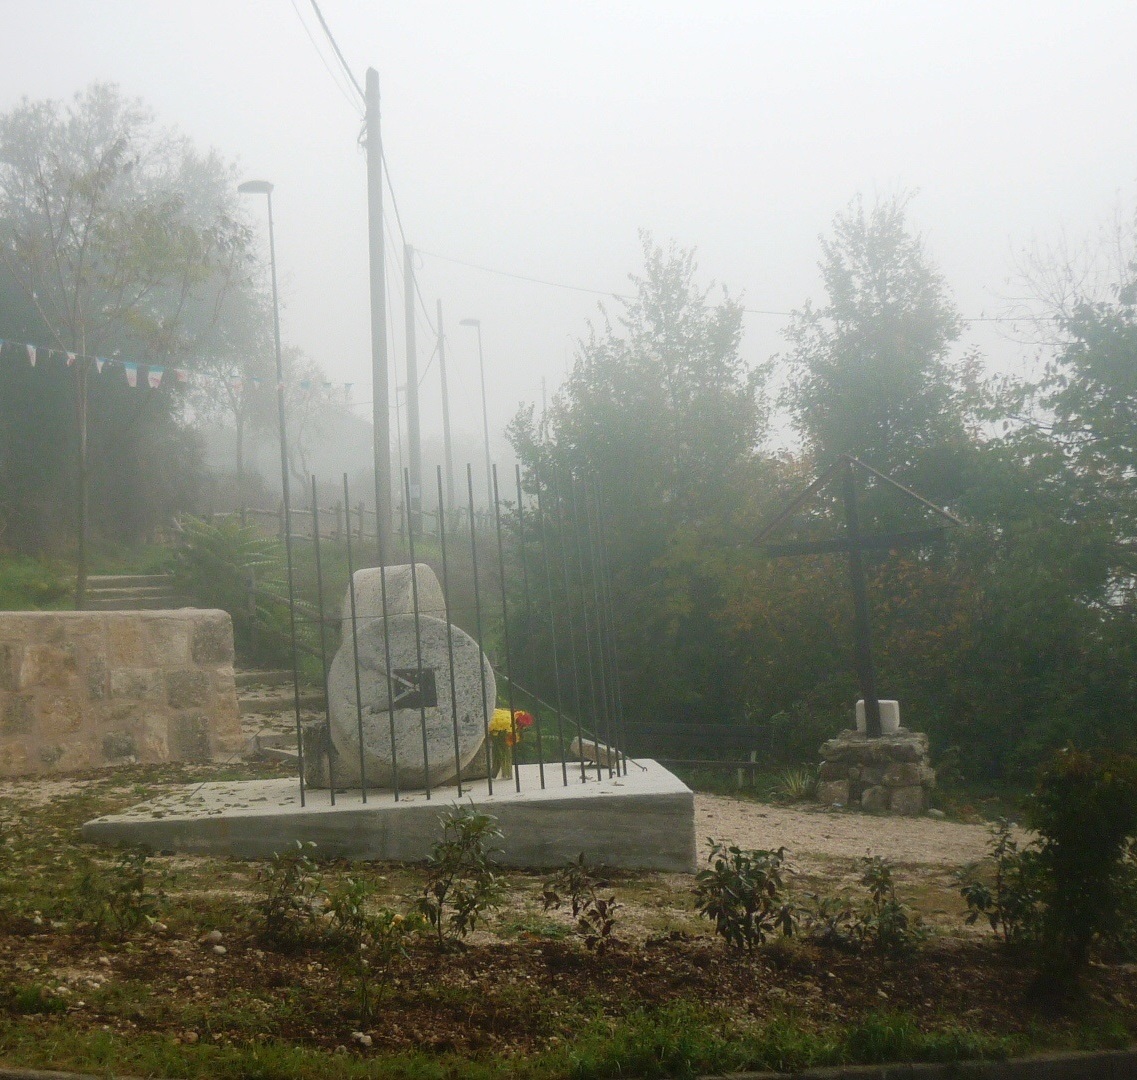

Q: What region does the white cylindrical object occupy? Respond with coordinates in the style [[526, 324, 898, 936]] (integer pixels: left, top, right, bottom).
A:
[[856, 699, 900, 734]]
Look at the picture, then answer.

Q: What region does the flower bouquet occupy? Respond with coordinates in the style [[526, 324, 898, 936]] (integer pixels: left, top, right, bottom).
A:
[[488, 708, 535, 779]]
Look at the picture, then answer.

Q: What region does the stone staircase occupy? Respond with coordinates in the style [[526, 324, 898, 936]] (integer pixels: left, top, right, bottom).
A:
[[236, 668, 325, 761], [83, 573, 193, 611]]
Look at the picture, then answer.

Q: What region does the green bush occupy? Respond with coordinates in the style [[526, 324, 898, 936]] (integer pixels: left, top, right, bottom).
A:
[[72, 848, 165, 941], [694, 841, 796, 953], [0, 555, 70, 610], [254, 841, 324, 950], [1026, 748, 1137, 981], [543, 853, 621, 954], [414, 806, 502, 944], [958, 818, 1042, 946]]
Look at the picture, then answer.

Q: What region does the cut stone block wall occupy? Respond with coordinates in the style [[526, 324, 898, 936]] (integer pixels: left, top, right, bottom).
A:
[[0, 610, 242, 777], [816, 729, 936, 815]]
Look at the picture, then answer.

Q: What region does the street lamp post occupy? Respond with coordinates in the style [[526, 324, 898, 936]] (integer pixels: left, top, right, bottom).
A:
[[238, 179, 306, 804], [459, 318, 493, 512]]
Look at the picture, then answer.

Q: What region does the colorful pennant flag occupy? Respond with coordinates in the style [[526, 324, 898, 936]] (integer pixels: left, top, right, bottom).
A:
[[148, 367, 164, 389], [95, 358, 106, 374], [66, 351, 77, 367], [26, 344, 35, 367], [123, 362, 138, 388]]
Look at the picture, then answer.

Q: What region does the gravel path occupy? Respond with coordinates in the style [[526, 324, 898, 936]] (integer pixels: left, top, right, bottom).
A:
[[694, 792, 1004, 870]]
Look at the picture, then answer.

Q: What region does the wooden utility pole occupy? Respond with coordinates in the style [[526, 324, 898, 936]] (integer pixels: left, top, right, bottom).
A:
[[437, 298, 456, 517], [404, 243, 422, 534], [365, 67, 391, 556]]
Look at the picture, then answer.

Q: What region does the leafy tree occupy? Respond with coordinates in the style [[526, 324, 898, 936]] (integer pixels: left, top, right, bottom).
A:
[[784, 193, 980, 494], [509, 233, 767, 738], [0, 84, 251, 594]]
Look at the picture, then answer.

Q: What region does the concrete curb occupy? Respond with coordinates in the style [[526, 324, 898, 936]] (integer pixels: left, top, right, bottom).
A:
[[2, 1047, 1134, 1080], [712, 1046, 1137, 1078]]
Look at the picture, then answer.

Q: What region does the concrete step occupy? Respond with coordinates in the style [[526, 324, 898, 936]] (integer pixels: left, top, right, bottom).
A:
[[84, 596, 194, 611], [87, 574, 173, 587], [235, 669, 294, 689], [239, 692, 326, 715], [87, 585, 176, 599]]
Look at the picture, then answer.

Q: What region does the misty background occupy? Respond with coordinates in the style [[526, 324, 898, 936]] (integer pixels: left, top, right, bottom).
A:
[[2, 1, 1135, 491]]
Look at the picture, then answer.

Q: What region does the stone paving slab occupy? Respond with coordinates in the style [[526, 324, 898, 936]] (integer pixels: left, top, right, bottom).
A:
[[81, 759, 696, 872]]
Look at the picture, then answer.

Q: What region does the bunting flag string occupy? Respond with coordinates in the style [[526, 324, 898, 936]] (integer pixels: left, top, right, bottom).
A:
[[0, 337, 359, 400]]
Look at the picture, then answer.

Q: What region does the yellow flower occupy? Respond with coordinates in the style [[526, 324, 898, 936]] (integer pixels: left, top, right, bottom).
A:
[[489, 708, 514, 735]]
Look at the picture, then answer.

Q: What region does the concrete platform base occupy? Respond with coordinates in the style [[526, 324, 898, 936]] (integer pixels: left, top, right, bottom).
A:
[[81, 759, 696, 873]]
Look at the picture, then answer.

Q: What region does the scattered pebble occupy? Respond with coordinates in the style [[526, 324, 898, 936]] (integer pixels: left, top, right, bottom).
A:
[[183, 1031, 199, 1044], [927, 808, 946, 819], [98, 956, 111, 967], [213, 945, 227, 956], [351, 1031, 373, 1048], [201, 930, 223, 945]]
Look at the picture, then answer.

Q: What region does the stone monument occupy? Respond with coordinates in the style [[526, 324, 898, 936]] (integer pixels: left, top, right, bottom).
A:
[[314, 564, 494, 790], [816, 700, 935, 814]]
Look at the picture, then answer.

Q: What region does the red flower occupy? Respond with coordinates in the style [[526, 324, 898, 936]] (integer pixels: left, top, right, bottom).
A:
[[514, 710, 535, 729]]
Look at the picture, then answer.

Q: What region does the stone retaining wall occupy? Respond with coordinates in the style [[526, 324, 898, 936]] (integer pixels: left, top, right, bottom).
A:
[[0, 610, 242, 777]]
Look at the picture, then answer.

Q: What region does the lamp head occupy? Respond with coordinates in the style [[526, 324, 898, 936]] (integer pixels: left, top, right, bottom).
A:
[[238, 180, 274, 196], [459, 318, 480, 328]]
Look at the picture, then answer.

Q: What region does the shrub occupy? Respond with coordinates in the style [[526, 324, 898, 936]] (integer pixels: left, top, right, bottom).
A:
[[853, 856, 922, 954], [773, 767, 817, 802], [326, 877, 423, 1020], [1026, 748, 1137, 981], [958, 819, 1041, 946], [414, 806, 502, 944], [543, 853, 621, 954], [694, 841, 796, 953], [72, 848, 164, 940], [254, 841, 324, 949]]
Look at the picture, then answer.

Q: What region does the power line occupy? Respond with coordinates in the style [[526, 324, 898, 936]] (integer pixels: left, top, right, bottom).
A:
[[288, 0, 363, 116], [308, 0, 365, 104]]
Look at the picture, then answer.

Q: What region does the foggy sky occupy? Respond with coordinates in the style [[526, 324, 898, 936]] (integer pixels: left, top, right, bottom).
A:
[[3, 1, 1136, 461]]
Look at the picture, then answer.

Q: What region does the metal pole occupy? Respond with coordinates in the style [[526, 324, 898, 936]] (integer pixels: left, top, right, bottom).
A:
[[312, 476, 336, 804], [437, 300, 456, 519], [594, 486, 628, 775], [261, 187, 305, 806], [404, 469, 432, 799], [468, 463, 494, 792], [492, 465, 521, 792], [569, 475, 604, 782], [476, 323, 492, 512], [535, 465, 569, 786], [516, 464, 545, 788], [365, 67, 392, 557], [404, 244, 422, 535], [552, 470, 588, 783], [74, 359, 89, 609], [841, 458, 882, 738], [437, 466, 464, 795], [344, 473, 369, 801], [581, 478, 615, 778], [375, 482, 400, 801]]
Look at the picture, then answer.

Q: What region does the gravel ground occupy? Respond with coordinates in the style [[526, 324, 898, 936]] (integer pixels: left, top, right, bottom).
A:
[[693, 792, 1009, 871]]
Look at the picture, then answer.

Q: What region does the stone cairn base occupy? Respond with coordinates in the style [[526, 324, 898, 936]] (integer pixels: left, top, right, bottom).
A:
[[816, 729, 935, 815]]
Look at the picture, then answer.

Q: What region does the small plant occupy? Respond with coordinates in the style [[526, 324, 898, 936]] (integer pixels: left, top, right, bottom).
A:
[[958, 819, 1041, 946], [694, 840, 796, 954], [543, 853, 621, 953], [801, 892, 858, 951], [326, 877, 423, 1021], [852, 856, 922, 954], [72, 848, 164, 940], [255, 841, 324, 949], [774, 767, 817, 802], [414, 806, 502, 944]]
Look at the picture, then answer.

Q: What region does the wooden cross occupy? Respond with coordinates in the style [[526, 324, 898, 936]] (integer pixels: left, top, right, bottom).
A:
[[754, 455, 962, 737]]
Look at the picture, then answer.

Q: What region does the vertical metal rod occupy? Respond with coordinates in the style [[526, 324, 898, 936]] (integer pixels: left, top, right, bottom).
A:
[[468, 463, 494, 793], [535, 465, 569, 786], [581, 478, 615, 778], [437, 466, 463, 796], [437, 299, 456, 519], [492, 465, 522, 792], [568, 475, 604, 782], [515, 464, 545, 789], [842, 458, 882, 738], [343, 473, 368, 803], [595, 486, 628, 775], [404, 245, 422, 535], [404, 469, 432, 800], [312, 476, 336, 804], [551, 470, 588, 783], [375, 483, 400, 802]]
